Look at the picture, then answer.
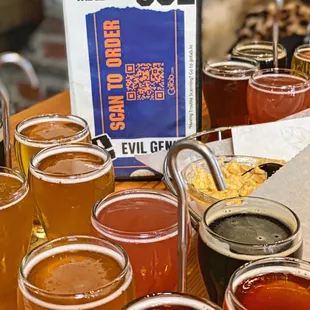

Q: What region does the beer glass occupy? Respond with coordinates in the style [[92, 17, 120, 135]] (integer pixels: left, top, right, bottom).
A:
[[91, 189, 187, 298], [29, 143, 115, 240], [291, 44, 310, 75], [197, 196, 302, 306], [247, 68, 310, 124], [224, 257, 310, 310], [232, 40, 287, 69], [18, 235, 135, 309], [15, 114, 91, 240], [0, 167, 33, 310], [15, 114, 91, 176], [203, 56, 258, 138], [122, 293, 221, 310]]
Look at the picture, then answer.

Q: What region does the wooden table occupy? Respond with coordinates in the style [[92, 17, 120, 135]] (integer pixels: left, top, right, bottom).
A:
[[10, 91, 208, 298]]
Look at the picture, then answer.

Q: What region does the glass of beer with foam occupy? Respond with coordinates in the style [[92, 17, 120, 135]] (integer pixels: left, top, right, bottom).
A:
[[15, 114, 91, 177], [15, 114, 91, 240], [122, 293, 221, 310], [91, 189, 189, 298], [224, 257, 310, 310], [198, 196, 303, 306], [18, 235, 135, 309], [0, 167, 33, 310], [291, 44, 310, 75], [29, 143, 115, 239]]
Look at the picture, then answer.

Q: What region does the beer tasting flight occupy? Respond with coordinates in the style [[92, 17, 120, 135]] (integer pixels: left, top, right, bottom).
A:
[[0, 0, 310, 309]]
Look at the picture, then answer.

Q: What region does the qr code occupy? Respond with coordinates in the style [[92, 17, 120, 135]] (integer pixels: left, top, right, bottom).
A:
[[125, 63, 165, 101]]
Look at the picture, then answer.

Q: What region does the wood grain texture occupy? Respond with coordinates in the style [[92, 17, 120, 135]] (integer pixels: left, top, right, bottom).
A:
[[10, 90, 209, 298]]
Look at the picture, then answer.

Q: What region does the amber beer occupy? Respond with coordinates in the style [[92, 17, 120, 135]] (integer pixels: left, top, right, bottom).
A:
[[15, 114, 91, 239], [122, 293, 221, 310], [291, 44, 310, 75], [15, 114, 91, 176], [0, 167, 33, 310], [18, 236, 135, 309], [224, 257, 310, 310], [203, 56, 258, 139], [198, 197, 303, 306], [247, 68, 310, 123], [29, 143, 115, 240], [91, 190, 186, 298]]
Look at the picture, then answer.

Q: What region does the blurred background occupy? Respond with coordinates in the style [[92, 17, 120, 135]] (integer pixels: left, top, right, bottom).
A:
[[0, 0, 66, 114], [0, 0, 309, 114]]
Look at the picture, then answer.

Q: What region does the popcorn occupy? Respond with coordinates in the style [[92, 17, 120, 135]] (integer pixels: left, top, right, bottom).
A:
[[190, 160, 268, 200]]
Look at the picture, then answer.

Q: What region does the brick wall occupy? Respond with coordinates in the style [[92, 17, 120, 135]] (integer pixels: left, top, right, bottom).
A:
[[1, 0, 68, 115]]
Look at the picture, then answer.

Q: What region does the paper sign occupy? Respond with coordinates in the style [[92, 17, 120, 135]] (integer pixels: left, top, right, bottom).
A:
[[232, 117, 310, 161]]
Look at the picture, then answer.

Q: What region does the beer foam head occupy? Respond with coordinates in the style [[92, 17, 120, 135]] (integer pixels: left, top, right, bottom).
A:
[[92, 191, 178, 244], [19, 243, 133, 310], [228, 257, 310, 294], [295, 46, 310, 62], [15, 114, 89, 148], [124, 294, 220, 310], [249, 73, 310, 95], [231, 264, 310, 293], [203, 61, 257, 81], [30, 144, 113, 184], [199, 199, 302, 261], [234, 42, 287, 61]]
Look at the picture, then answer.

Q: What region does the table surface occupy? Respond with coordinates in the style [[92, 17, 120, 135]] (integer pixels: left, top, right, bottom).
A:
[[10, 90, 208, 298]]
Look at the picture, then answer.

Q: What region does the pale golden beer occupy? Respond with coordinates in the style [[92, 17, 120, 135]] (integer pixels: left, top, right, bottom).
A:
[[15, 114, 91, 240], [291, 44, 310, 75], [18, 236, 135, 309], [29, 143, 115, 239], [14, 114, 91, 177], [0, 167, 33, 310]]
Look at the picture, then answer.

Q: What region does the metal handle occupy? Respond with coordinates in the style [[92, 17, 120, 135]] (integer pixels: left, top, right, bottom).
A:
[[0, 52, 39, 88], [166, 139, 226, 293], [273, 0, 284, 68], [163, 126, 233, 195], [0, 52, 39, 168], [0, 81, 11, 167]]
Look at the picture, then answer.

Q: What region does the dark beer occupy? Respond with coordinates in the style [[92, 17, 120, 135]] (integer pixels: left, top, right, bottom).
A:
[[232, 41, 287, 69], [203, 57, 258, 139], [122, 293, 221, 310], [197, 197, 302, 306], [224, 257, 310, 310]]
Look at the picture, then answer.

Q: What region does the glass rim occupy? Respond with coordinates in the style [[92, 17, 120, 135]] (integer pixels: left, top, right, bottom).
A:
[[201, 196, 301, 249], [19, 235, 131, 300], [122, 292, 221, 309], [294, 43, 310, 62], [232, 40, 287, 60], [226, 257, 310, 310], [249, 68, 310, 92], [92, 189, 179, 241], [0, 166, 28, 208], [29, 142, 112, 181], [15, 114, 90, 147], [203, 55, 259, 76]]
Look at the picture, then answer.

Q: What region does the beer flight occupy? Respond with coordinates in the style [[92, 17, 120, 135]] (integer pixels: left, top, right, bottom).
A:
[[203, 41, 310, 134], [0, 43, 309, 310]]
